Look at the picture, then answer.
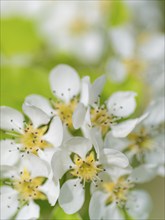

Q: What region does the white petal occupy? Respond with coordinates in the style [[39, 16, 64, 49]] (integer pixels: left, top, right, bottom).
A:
[[101, 148, 129, 168], [64, 137, 92, 159], [106, 58, 127, 83], [139, 34, 164, 61], [104, 132, 129, 151], [22, 103, 50, 128], [129, 164, 157, 183], [25, 94, 55, 117], [0, 106, 24, 133], [16, 200, 40, 220], [39, 179, 60, 206], [106, 166, 132, 181], [111, 113, 148, 138], [59, 179, 85, 214], [20, 154, 50, 178], [89, 75, 106, 105], [49, 64, 80, 103], [80, 76, 90, 106], [89, 191, 106, 220], [103, 202, 124, 220], [37, 148, 57, 165], [89, 127, 104, 158], [0, 186, 18, 220], [42, 116, 63, 147], [72, 103, 86, 129], [144, 97, 165, 126], [0, 165, 19, 179], [109, 27, 135, 58], [0, 140, 20, 166], [51, 149, 74, 181], [107, 91, 137, 117], [126, 190, 152, 220]]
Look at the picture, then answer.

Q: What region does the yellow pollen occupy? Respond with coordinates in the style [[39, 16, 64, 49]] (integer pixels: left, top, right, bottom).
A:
[[20, 124, 50, 155], [123, 58, 146, 76], [55, 99, 78, 129], [70, 18, 89, 35], [102, 176, 133, 206], [127, 128, 153, 155], [90, 107, 113, 136], [14, 169, 46, 202], [70, 151, 103, 183]]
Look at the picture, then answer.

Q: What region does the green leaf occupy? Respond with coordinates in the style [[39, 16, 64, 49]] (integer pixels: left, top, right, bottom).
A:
[[50, 205, 82, 220]]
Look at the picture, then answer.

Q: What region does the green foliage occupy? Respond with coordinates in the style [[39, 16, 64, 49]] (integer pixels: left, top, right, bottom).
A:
[[50, 205, 82, 220], [0, 17, 43, 56], [109, 0, 130, 27]]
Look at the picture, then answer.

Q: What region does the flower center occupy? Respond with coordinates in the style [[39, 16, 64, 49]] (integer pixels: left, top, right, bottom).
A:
[[20, 124, 50, 155], [54, 99, 78, 129], [123, 58, 146, 76], [70, 151, 103, 185], [70, 18, 89, 35], [102, 176, 133, 207], [127, 128, 153, 155], [90, 106, 116, 136], [14, 169, 46, 203]]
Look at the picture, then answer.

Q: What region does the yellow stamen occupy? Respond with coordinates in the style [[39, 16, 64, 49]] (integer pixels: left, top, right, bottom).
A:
[[90, 106, 114, 136], [20, 124, 50, 154], [102, 176, 133, 206], [70, 151, 103, 183], [55, 99, 78, 129], [14, 169, 46, 202]]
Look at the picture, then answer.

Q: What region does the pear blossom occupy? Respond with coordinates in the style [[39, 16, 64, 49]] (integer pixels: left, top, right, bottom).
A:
[[40, 1, 104, 64], [106, 25, 164, 83], [89, 167, 152, 220], [25, 64, 105, 132], [51, 137, 129, 214], [0, 154, 60, 220], [73, 79, 137, 138], [0, 104, 63, 166], [105, 97, 165, 181]]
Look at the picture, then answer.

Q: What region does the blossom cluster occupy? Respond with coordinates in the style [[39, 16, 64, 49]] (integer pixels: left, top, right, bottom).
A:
[[0, 64, 164, 220]]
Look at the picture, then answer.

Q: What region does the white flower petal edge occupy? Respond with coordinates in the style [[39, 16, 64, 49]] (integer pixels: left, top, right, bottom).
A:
[[51, 149, 74, 181], [16, 200, 40, 220], [129, 164, 158, 183], [89, 191, 107, 220], [111, 113, 148, 138], [72, 103, 86, 129], [0, 106, 24, 133], [107, 91, 137, 118], [126, 190, 152, 220], [42, 116, 63, 147], [106, 58, 127, 83], [64, 137, 92, 160], [58, 179, 85, 214], [20, 154, 50, 179], [101, 148, 129, 168], [24, 94, 55, 117], [80, 76, 90, 106], [80, 75, 106, 107], [89, 75, 106, 106], [49, 64, 80, 103], [0, 186, 18, 220], [103, 202, 124, 220], [0, 140, 20, 166], [144, 97, 165, 126], [39, 179, 60, 206], [22, 103, 50, 128]]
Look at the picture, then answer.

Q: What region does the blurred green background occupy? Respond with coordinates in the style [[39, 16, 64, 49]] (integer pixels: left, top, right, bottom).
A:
[[0, 0, 164, 219]]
